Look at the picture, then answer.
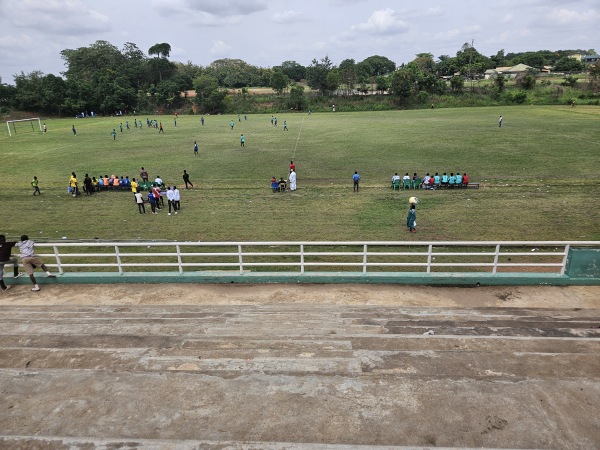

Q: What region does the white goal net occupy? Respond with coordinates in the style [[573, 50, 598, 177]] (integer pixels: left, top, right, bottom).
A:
[[6, 117, 42, 137]]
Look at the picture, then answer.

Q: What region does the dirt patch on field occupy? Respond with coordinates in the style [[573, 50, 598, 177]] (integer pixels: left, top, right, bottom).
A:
[[2, 284, 599, 309]]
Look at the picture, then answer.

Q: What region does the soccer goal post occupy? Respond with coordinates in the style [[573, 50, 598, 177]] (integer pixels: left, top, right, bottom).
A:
[[6, 118, 42, 137]]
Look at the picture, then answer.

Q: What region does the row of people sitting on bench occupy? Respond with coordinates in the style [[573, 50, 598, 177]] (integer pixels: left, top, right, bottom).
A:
[[392, 172, 470, 189], [91, 175, 167, 191]]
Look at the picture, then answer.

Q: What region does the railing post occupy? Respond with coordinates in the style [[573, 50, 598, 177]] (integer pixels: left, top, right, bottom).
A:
[[238, 244, 244, 275], [492, 244, 501, 274], [300, 244, 305, 275], [115, 245, 123, 274], [363, 244, 368, 274], [176, 245, 183, 274], [560, 244, 570, 276], [53, 246, 64, 275], [427, 244, 433, 274]]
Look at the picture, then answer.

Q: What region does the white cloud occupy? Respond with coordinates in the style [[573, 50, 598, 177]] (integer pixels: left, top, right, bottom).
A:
[[352, 9, 409, 35], [210, 40, 232, 56], [186, 0, 268, 15], [9, 0, 111, 35], [272, 10, 306, 24], [546, 8, 600, 24]]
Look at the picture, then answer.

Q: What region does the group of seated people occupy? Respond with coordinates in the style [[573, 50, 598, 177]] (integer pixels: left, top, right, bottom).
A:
[[271, 176, 287, 192], [94, 175, 132, 191], [392, 172, 470, 189]]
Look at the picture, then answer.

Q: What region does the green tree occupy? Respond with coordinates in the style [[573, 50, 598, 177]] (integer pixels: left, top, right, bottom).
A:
[[359, 55, 396, 76], [287, 84, 306, 110], [449, 75, 464, 92], [338, 59, 357, 95], [40, 74, 66, 114], [325, 69, 341, 94], [275, 61, 305, 82], [14, 71, 44, 111], [306, 56, 334, 95], [589, 62, 600, 93], [495, 74, 506, 92], [193, 75, 227, 113], [389, 69, 416, 104], [148, 42, 172, 81], [270, 70, 289, 95], [553, 57, 586, 72], [375, 76, 389, 94], [148, 43, 171, 59]]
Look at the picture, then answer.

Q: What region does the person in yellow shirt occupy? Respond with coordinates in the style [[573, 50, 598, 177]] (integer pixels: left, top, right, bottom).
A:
[[131, 178, 139, 202], [69, 172, 79, 197]]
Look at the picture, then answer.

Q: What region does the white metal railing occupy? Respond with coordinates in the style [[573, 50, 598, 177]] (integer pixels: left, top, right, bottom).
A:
[[16, 241, 597, 276]]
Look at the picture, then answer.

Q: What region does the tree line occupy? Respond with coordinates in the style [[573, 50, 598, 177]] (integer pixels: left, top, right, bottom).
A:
[[0, 40, 598, 116]]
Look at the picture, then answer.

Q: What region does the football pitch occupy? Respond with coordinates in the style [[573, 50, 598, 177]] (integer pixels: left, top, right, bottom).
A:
[[1, 105, 599, 242]]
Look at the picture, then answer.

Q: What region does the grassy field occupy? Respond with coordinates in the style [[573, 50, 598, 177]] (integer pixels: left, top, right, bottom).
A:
[[1, 105, 599, 243]]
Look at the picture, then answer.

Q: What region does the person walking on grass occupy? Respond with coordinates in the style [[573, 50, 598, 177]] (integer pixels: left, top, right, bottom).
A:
[[499, 115, 503, 127], [135, 191, 145, 214], [230, 120, 235, 130], [353, 171, 360, 192], [194, 141, 199, 156], [0, 235, 21, 292], [72, 125, 76, 135], [283, 120, 288, 131], [31, 176, 41, 195], [240, 134, 245, 147], [183, 170, 193, 189], [407, 203, 417, 233], [111, 129, 117, 140], [15, 235, 56, 291], [159, 122, 164, 133]]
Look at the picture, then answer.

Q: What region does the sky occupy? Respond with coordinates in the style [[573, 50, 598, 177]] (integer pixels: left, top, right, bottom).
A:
[[0, 0, 598, 85]]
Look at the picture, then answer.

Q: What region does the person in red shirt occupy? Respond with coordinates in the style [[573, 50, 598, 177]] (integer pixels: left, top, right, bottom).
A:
[[462, 173, 469, 187], [152, 184, 162, 209], [290, 160, 295, 171]]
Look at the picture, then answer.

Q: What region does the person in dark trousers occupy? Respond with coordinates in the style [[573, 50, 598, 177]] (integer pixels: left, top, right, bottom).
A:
[[194, 141, 199, 156], [353, 171, 360, 192], [31, 176, 41, 195], [0, 235, 21, 291], [135, 191, 145, 214], [183, 170, 193, 189], [407, 204, 416, 233]]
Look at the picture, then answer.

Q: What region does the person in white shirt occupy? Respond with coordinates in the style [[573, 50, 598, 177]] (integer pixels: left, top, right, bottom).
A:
[[289, 170, 297, 191], [134, 192, 145, 214], [173, 186, 181, 212], [154, 176, 164, 187], [166, 187, 176, 215], [15, 235, 55, 291]]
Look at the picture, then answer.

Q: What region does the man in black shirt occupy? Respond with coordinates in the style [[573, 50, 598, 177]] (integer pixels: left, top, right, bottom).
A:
[[0, 235, 21, 291]]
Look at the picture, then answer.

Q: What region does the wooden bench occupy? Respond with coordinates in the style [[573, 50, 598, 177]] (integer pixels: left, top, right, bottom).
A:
[[465, 183, 480, 189]]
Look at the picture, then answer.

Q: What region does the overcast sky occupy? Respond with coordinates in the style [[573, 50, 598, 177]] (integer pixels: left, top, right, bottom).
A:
[[0, 0, 597, 84]]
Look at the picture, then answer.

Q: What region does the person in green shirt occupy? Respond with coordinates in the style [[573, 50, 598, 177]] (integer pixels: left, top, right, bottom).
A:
[[31, 176, 41, 195]]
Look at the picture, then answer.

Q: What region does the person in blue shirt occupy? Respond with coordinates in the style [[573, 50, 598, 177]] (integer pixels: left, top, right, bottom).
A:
[[353, 171, 360, 192], [194, 141, 199, 156], [240, 134, 245, 147], [441, 172, 449, 187], [111, 129, 117, 140], [119, 123, 123, 132], [433, 172, 441, 187], [98, 177, 104, 189], [456, 172, 463, 186], [448, 173, 456, 188]]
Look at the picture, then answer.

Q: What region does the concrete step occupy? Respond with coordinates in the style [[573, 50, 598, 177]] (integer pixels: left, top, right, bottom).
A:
[[1, 304, 599, 449]]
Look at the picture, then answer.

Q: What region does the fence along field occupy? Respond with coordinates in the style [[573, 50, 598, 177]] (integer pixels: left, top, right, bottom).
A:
[[0, 105, 598, 244]]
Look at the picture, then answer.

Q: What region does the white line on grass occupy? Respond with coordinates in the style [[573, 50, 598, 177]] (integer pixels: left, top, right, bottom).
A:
[[292, 115, 305, 159]]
